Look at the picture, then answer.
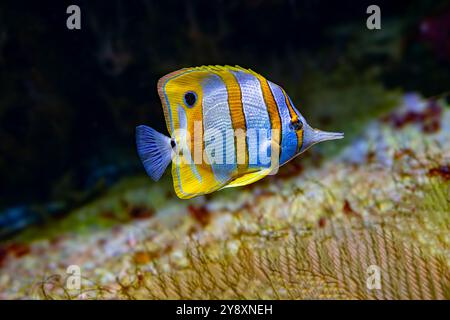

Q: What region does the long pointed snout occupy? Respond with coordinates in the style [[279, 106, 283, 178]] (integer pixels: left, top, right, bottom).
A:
[[312, 129, 344, 143], [300, 123, 344, 152]]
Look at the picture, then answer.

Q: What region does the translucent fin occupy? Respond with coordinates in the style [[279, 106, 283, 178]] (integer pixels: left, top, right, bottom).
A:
[[136, 125, 172, 181], [222, 168, 271, 189]]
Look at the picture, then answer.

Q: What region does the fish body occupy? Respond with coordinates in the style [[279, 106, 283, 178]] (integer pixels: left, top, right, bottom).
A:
[[136, 65, 343, 199]]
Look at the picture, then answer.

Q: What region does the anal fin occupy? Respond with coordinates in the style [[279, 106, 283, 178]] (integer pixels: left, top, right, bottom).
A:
[[221, 169, 271, 189]]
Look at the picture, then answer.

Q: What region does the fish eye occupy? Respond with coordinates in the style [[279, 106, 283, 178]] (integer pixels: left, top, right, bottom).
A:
[[184, 91, 197, 107], [290, 119, 303, 131]]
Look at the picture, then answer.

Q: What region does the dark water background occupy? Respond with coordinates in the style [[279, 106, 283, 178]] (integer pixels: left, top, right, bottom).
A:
[[0, 0, 449, 236]]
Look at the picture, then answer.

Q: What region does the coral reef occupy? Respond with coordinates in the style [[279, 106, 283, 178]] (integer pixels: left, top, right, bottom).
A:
[[0, 95, 448, 299]]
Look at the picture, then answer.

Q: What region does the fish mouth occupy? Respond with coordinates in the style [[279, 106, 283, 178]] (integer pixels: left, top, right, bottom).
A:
[[300, 125, 344, 153], [312, 129, 344, 143]]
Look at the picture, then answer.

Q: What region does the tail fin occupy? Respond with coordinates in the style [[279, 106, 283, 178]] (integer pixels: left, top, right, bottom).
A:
[[136, 125, 173, 181]]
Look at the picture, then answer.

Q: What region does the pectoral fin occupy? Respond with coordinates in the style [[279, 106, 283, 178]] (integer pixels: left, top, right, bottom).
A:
[[136, 125, 173, 181]]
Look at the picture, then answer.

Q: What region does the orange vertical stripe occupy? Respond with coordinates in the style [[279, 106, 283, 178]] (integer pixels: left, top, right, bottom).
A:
[[282, 89, 303, 151], [254, 75, 282, 165]]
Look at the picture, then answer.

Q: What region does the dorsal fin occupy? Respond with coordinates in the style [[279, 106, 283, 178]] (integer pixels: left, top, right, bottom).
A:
[[184, 65, 263, 78]]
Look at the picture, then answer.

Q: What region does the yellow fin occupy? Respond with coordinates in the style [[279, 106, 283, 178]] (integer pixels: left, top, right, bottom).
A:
[[184, 65, 263, 77], [221, 169, 271, 189], [171, 157, 229, 199], [221, 140, 280, 189]]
